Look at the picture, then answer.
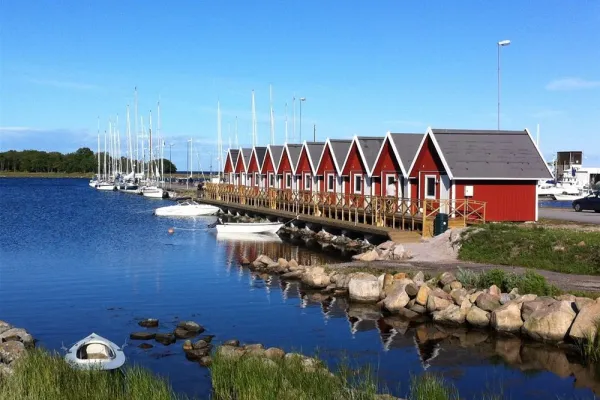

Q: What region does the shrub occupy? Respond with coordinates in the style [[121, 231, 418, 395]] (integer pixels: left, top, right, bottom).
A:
[[456, 269, 561, 297]]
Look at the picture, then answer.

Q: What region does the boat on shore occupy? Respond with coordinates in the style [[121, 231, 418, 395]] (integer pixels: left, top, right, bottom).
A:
[[64, 333, 125, 371], [214, 220, 284, 234], [154, 199, 220, 216]]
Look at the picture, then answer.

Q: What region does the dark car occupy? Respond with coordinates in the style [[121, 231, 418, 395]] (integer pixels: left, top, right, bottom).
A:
[[572, 191, 600, 212]]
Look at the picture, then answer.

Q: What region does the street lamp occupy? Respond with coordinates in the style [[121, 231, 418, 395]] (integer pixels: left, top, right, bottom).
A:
[[497, 39, 511, 130], [299, 97, 306, 142], [168, 143, 175, 188]]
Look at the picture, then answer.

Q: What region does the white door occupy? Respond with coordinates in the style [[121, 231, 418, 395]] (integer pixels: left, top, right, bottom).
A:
[[440, 175, 450, 213]]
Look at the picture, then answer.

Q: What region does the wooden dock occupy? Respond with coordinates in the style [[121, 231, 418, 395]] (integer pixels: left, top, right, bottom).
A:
[[197, 184, 486, 241]]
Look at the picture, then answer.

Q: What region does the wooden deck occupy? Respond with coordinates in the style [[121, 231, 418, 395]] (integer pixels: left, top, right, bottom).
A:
[[199, 184, 486, 240]]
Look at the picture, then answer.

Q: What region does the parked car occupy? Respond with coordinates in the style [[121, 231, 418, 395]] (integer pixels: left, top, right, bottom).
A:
[[572, 191, 600, 212]]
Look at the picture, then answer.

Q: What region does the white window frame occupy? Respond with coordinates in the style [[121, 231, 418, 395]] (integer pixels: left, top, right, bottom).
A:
[[385, 174, 396, 196], [354, 174, 363, 194], [242, 173, 246, 186], [254, 172, 259, 187], [425, 175, 437, 199], [269, 173, 275, 187], [304, 173, 311, 191], [326, 173, 335, 192], [285, 173, 292, 189]]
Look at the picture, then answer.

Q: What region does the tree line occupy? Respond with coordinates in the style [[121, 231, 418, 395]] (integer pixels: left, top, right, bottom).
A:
[[0, 148, 177, 174]]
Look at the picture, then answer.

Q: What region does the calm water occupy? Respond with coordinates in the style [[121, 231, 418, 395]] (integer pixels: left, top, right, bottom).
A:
[[1, 178, 598, 399]]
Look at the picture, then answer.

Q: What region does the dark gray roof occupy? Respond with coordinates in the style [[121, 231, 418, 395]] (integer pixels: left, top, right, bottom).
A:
[[286, 144, 303, 170], [357, 136, 385, 172], [431, 129, 552, 179], [240, 148, 253, 170], [329, 140, 352, 172], [229, 149, 240, 170], [268, 145, 284, 170], [390, 133, 423, 173], [306, 142, 325, 171], [254, 147, 267, 169]]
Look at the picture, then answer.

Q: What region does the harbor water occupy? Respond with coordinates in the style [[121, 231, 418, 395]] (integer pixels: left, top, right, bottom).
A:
[[1, 178, 599, 399]]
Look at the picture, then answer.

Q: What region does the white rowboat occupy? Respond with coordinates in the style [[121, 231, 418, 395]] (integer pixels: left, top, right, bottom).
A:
[[142, 186, 166, 198], [64, 333, 125, 371], [215, 221, 284, 234], [155, 200, 220, 217]]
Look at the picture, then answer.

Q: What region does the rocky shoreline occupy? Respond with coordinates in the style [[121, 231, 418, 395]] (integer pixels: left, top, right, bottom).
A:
[[0, 321, 34, 378], [244, 245, 600, 347]]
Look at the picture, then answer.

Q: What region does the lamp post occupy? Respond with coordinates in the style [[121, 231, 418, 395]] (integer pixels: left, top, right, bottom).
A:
[[299, 97, 306, 142], [497, 39, 511, 130], [168, 143, 174, 188]]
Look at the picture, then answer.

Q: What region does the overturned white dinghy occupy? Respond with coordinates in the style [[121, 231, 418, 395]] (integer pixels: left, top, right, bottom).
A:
[[215, 220, 284, 235], [154, 200, 220, 217], [64, 333, 125, 371]]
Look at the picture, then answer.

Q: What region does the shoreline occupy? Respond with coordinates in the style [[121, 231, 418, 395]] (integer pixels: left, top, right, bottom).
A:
[[0, 172, 92, 179]]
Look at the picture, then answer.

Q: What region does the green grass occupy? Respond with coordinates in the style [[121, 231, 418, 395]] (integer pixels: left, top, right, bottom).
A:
[[456, 267, 561, 297], [0, 348, 186, 400], [408, 374, 458, 400], [458, 224, 600, 275]]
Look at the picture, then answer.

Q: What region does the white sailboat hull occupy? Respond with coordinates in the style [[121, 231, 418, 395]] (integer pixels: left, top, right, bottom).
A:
[[89, 180, 98, 188], [155, 204, 220, 216], [215, 222, 283, 234], [64, 333, 125, 371], [142, 187, 166, 198], [553, 194, 585, 201], [96, 183, 116, 191]]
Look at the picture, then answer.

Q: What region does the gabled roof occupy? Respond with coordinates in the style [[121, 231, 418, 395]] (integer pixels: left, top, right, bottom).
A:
[[238, 148, 253, 171], [286, 144, 303, 172], [303, 141, 325, 174], [318, 139, 352, 175], [265, 145, 284, 171], [407, 128, 553, 180], [251, 146, 268, 170], [371, 132, 423, 177], [228, 149, 240, 170], [347, 136, 385, 176]]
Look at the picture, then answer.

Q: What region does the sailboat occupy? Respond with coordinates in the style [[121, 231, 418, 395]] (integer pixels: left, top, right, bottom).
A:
[[141, 106, 167, 198]]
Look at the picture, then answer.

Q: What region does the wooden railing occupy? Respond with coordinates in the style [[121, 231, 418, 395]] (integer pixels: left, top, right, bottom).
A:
[[201, 184, 486, 232]]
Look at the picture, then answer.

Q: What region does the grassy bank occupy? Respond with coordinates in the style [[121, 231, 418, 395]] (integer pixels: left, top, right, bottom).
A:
[[0, 171, 92, 178], [0, 348, 185, 400], [458, 224, 600, 275]]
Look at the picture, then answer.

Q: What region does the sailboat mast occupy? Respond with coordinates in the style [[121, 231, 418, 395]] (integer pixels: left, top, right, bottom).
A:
[[149, 111, 153, 180], [285, 103, 288, 144], [134, 87, 139, 174], [217, 100, 222, 179], [235, 116, 239, 148], [251, 90, 257, 147], [158, 100, 163, 186], [104, 129, 107, 180], [141, 117, 146, 178], [293, 94, 296, 143], [270, 85, 274, 145], [116, 115, 121, 175], [97, 116, 100, 178], [126, 105, 132, 174]]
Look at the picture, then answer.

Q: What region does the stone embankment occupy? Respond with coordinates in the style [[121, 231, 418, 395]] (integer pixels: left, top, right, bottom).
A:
[[0, 321, 34, 378], [246, 249, 600, 346]]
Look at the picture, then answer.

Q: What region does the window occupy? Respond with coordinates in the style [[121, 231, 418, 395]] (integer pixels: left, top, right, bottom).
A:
[[327, 174, 335, 192], [269, 173, 275, 187], [241, 173, 246, 185], [354, 174, 363, 194], [425, 175, 436, 198], [304, 174, 311, 190], [285, 173, 292, 189], [386, 174, 397, 196], [254, 173, 259, 187]]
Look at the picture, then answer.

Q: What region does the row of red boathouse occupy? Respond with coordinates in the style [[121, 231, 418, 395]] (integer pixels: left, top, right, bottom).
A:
[[222, 128, 553, 222]]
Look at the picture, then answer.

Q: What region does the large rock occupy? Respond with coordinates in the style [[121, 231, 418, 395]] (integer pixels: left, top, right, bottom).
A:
[[217, 345, 246, 360], [433, 304, 465, 325], [359, 249, 380, 262], [476, 293, 501, 312], [575, 297, 595, 313], [382, 282, 410, 312], [277, 258, 289, 268], [138, 318, 159, 328], [431, 288, 452, 301], [301, 266, 331, 288], [155, 333, 176, 345], [416, 285, 432, 306], [377, 240, 395, 251], [570, 300, 600, 341], [255, 255, 275, 265], [469, 291, 484, 303], [0, 341, 26, 364], [333, 273, 351, 289], [451, 288, 468, 305], [265, 347, 285, 360], [0, 321, 12, 336], [0, 327, 34, 348], [348, 273, 380, 302], [466, 306, 490, 327], [392, 245, 412, 260], [522, 298, 555, 321], [174, 327, 198, 339], [489, 285, 501, 297], [177, 321, 204, 333], [412, 271, 425, 286], [288, 259, 299, 270], [439, 272, 457, 287], [130, 331, 156, 340], [522, 300, 576, 342], [427, 294, 452, 313], [491, 302, 523, 332]]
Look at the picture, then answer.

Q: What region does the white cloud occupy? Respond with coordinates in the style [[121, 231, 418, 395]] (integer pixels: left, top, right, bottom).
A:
[[546, 77, 600, 91]]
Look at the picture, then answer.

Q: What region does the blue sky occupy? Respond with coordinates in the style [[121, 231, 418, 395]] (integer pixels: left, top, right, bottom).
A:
[[1, 0, 599, 170]]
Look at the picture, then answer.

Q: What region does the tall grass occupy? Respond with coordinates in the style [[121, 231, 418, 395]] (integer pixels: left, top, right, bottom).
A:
[[408, 374, 458, 400], [458, 224, 600, 275], [456, 267, 561, 297], [0, 348, 185, 400]]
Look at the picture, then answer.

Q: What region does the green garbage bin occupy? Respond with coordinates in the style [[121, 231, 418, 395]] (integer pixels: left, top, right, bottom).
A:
[[434, 213, 449, 236]]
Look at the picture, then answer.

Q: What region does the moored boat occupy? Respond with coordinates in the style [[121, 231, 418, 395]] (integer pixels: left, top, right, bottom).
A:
[[141, 186, 167, 198], [154, 200, 220, 216], [96, 182, 116, 191], [214, 220, 283, 234], [64, 333, 125, 371]]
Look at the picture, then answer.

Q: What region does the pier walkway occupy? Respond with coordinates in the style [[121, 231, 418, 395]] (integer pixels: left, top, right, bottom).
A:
[[199, 184, 486, 240]]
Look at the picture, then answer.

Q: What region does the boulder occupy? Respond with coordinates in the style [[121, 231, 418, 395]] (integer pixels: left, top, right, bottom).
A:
[[245, 348, 266, 358], [570, 300, 600, 341], [217, 345, 245, 359], [521, 298, 555, 321], [450, 281, 463, 290], [301, 266, 331, 288], [431, 288, 453, 301], [382, 273, 394, 289], [192, 340, 210, 350], [288, 259, 299, 270], [199, 356, 212, 366], [395, 307, 421, 320], [515, 294, 538, 304], [499, 293, 512, 305], [281, 271, 303, 280], [222, 339, 239, 347], [255, 254, 275, 265], [476, 293, 501, 312], [469, 291, 484, 303], [0, 341, 26, 364], [138, 318, 159, 328], [244, 343, 264, 350], [416, 285, 432, 306], [439, 272, 457, 287], [0, 321, 12, 336], [0, 328, 34, 348], [130, 332, 156, 340], [349, 273, 380, 302], [412, 271, 425, 285], [522, 300, 577, 342], [410, 304, 427, 314], [393, 272, 407, 280], [265, 347, 286, 360], [359, 249, 380, 262], [382, 282, 410, 312], [240, 256, 250, 265], [392, 245, 411, 260], [404, 283, 419, 297], [427, 295, 453, 313], [174, 327, 198, 339], [334, 274, 351, 289], [177, 321, 204, 333], [489, 285, 501, 297], [198, 335, 215, 343], [377, 240, 395, 251], [155, 333, 176, 345], [459, 298, 472, 317], [277, 258, 289, 268], [466, 306, 490, 327], [491, 302, 523, 332], [509, 288, 519, 299], [185, 348, 211, 361], [433, 304, 465, 325], [182, 340, 193, 351], [451, 288, 468, 305], [575, 297, 595, 313]]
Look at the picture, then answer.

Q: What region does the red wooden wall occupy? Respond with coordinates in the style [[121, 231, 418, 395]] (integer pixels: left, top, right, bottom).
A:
[[296, 147, 313, 191], [342, 142, 368, 195]]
